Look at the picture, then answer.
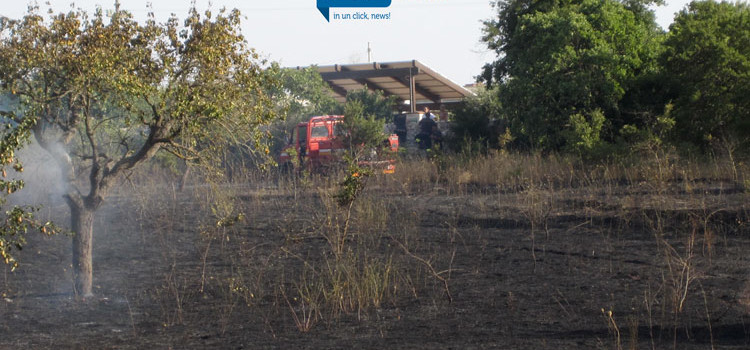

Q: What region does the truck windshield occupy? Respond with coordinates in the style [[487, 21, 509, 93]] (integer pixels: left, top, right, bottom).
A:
[[311, 125, 328, 138]]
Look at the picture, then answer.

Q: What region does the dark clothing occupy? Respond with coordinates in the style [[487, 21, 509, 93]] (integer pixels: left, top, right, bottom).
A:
[[394, 114, 408, 146], [418, 116, 437, 135], [432, 128, 443, 149], [394, 114, 407, 132], [416, 132, 431, 150], [416, 116, 438, 150]]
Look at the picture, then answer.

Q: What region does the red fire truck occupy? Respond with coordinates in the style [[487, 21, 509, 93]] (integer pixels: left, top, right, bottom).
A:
[[278, 115, 398, 173]]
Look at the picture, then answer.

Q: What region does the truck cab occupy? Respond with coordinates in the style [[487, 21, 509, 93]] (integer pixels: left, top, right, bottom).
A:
[[279, 115, 398, 173]]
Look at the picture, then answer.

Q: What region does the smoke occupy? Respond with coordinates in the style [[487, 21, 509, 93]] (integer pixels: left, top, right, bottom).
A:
[[8, 139, 67, 208], [1, 95, 67, 208]]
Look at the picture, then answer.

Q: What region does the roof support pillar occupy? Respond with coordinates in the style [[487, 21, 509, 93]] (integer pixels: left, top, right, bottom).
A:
[[409, 69, 416, 113]]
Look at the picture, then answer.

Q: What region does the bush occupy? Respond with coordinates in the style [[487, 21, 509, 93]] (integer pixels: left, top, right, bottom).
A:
[[450, 86, 504, 152]]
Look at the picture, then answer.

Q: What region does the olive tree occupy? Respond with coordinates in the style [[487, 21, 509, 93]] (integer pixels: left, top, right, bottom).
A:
[[0, 4, 279, 297]]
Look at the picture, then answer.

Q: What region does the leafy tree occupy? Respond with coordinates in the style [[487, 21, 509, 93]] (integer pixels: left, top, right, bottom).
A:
[[275, 65, 342, 119], [339, 89, 396, 161], [339, 89, 399, 163], [344, 88, 397, 121], [0, 4, 279, 296], [0, 95, 60, 269], [480, 0, 561, 87], [340, 99, 387, 159], [662, 0, 750, 150], [481, 0, 665, 151]]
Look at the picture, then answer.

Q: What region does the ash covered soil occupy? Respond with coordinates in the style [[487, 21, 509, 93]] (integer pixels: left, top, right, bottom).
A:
[[2, 175, 750, 349]]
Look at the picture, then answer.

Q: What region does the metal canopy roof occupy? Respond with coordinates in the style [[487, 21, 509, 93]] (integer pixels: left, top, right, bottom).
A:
[[310, 60, 473, 113]]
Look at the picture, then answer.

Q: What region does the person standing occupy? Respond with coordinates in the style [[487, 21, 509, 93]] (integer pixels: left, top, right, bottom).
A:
[[416, 106, 437, 150], [424, 106, 437, 121]]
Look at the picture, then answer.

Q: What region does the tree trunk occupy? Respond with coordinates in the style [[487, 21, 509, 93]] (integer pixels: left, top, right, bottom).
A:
[[69, 201, 96, 298]]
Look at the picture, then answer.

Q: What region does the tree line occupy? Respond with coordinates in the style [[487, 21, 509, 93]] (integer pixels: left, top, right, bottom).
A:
[[455, 0, 749, 157]]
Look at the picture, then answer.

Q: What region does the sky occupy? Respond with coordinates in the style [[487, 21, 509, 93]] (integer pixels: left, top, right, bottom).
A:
[[2, 0, 693, 86]]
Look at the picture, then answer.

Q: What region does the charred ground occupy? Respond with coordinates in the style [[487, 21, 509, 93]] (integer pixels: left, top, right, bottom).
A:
[[2, 155, 750, 349]]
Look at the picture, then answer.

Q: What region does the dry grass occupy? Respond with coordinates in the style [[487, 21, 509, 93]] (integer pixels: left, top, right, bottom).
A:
[[387, 149, 748, 348], [84, 149, 750, 344]]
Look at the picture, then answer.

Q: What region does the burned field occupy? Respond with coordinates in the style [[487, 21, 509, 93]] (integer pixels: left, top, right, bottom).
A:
[[2, 155, 750, 349]]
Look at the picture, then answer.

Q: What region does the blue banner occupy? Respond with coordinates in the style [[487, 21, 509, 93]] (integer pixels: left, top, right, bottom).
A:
[[317, 0, 392, 22]]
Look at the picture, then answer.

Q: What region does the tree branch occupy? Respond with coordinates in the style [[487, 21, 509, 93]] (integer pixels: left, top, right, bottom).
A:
[[83, 101, 103, 202], [100, 123, 165, 194]]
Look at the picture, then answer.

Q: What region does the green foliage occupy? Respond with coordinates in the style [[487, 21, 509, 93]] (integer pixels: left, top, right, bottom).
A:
[[344, 88, 397, 121], [450, 86, 504, 151], [341, 99, 388, 159], [0, 102, 59, 270], [334, 158, 371, 207], [0, 5, 280, 194], [481, 0, 665, 151], [340, 89, 395, 159], [564, 109, 606, 153], [482, 0, 749, 156], [275, 65, 342, 119], [618, 103, 675, 148], [662, 0, 750, 150]]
